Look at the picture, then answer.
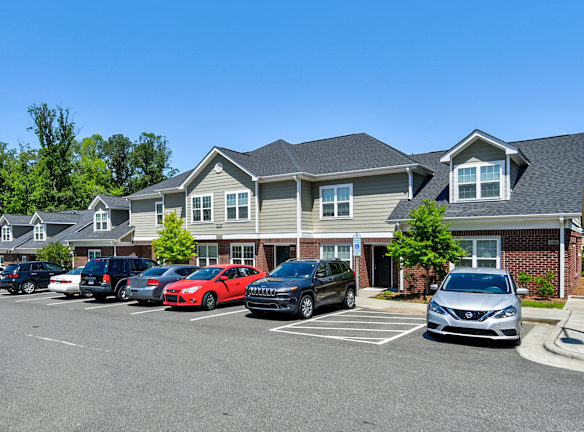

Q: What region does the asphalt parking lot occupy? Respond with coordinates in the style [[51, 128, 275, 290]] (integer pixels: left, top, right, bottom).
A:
[[1, 290, 583, 432]]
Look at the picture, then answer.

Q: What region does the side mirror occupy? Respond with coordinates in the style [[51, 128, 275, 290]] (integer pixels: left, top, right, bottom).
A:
[[429, 284, 439, 292], [220, 275, 228, 282], [316, 272, 326, 279], [516, 287, 529, 296]]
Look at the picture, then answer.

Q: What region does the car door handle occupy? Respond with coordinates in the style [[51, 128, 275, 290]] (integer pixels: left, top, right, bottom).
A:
[[49, 273, 55, 276], [31, 273, 37, 275]]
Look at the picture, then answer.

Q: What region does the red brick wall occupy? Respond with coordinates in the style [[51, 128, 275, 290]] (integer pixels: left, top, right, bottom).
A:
[[73, 245, 153, 267], [1, 254, 37, 267]]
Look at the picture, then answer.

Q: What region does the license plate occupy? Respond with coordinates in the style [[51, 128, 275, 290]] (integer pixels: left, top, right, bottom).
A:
[[88, 280, 94, 285]]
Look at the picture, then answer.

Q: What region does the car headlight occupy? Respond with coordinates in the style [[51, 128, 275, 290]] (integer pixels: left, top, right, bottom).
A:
[[182, 286, 202, 294], [494, 305, 517, 318], [428, 300, 446, 315]]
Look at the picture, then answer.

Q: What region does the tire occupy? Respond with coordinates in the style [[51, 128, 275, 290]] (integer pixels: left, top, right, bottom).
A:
[[137, 300, 149, 305], [297, 294, 314, 319], [343, 287, 356, 309], [6, 286, 19, 295], [20, 280, 36, 294], [93, 294, 107, 301], [65, 293, 75, 298], [80, 291, 92, 298], [116, 285, 129, 302], [201, 292, 217, 311]]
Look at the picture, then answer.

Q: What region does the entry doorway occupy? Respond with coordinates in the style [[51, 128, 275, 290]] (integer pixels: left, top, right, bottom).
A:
[[373, 246, 392, 288], [275, 245, 290, 268]]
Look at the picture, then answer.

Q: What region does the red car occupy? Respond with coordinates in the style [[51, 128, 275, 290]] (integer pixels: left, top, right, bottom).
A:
[[163, 264, 266, 310]]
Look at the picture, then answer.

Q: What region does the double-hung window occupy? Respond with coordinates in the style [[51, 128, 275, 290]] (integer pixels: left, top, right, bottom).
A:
[[88, 249, 101, 261], [231, 244, 255, 266], [155, 201, 164, 226], [1, 226, 11, 241], [225, 191, 250, 222], [457, 238, 500, 269], [192, 194, 213, 223], [197, 244, 218, 267], [95, 210, 109, 231], [455, 161, 503, 201], [320, 184, 352, 219], [34, 224, 46, 241], [321, 244, 352, 266]]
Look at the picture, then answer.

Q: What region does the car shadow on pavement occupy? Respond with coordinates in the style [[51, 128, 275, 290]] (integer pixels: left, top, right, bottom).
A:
[[246, 304, 346, 321], [163, 300, 246, 313], [423, 331, 516, 349]]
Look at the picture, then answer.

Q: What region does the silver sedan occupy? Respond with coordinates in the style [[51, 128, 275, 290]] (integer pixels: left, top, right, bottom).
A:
[[426, 268, 529, 345], [126, 265, 199, 304]]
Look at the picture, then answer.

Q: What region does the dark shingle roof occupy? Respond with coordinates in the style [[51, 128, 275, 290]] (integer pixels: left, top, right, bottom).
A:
[[94, 195, 129, 209], [389, 133, 584, 220], [33, 211, 86, 224], [2, 214, 32, 225], [18, 211, 94, 249], [127, 169, 194, 198], [66, 220, 133, 241], [0, 231, 33, 250]]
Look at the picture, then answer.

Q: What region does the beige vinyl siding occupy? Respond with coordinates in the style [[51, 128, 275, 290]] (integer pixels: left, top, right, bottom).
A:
[[301, 180, 313, 232], [164, 192, 186, 219], [12, 225, 31, 238], [46, 224, 68, 238], [312, 173, 408, 232], [110, 209, 128, 228], [186, 154, 255, 235], [453, 139, 505, 164], [131, 198, 159, 238], [259, 181, 296, 233]]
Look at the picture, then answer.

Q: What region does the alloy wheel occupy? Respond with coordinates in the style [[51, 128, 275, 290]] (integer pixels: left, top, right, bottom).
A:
[[345, 288, 355, 308], [21, 281, 36, 294], [300, 296, 313, 319]]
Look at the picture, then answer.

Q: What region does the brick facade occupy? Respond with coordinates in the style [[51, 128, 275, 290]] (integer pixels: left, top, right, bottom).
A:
[[72, 245, 153, 267]]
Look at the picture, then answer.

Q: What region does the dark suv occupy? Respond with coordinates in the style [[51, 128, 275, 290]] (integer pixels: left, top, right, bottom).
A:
[[79, 257, 158, 301], [244, 258, 356, 319], [0, 261, 66, 294]]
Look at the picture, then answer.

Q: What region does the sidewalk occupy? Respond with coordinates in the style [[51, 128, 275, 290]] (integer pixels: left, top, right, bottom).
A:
[[543, 296, 584, 361]]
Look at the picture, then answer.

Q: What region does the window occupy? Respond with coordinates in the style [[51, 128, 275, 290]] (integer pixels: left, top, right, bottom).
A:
[[0, 256, 4, 266], [1, 226, 12, 242], [31, 263, 43, 271], [321, 244, 352, 265], [95, 210, 109, 231], [155, 201, 164, 226], [456, 238, 500, 269], [192, 194, 213, 223], [197, 244, 218, 267], [225, 191, 250, 221], [88, 249, 101, 261], [34, 224, 45, 241], [46, 263, 64, 272], [231, 244, 255, 266], [316, 263, 331, 277], [320, 184, 353, 219], [454, 161, 503, 201], [21, 256, 28, 263]]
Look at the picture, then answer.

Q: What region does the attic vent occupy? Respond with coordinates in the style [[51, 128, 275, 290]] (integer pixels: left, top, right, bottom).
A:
[[215, 163, 223, 173]]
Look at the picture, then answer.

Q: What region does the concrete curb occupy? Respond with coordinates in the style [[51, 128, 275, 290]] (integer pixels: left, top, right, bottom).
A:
[[543, 311, 584, 362]]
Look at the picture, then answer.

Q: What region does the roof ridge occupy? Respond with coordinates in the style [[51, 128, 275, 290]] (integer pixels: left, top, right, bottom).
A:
[[294, 133, 364, 146], [217, 146, 251, 156], [281, 142, 304, 172], [509, 132, 584, 144], [359, 133, 418, 164]]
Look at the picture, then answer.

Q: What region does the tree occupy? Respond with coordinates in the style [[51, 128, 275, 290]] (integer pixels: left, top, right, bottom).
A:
[[129, 132, 177, 193], [386, 199, 465, 297], [103, 134, 134, 193], [0, 145, 37, 214], [152, 212, 197, 264], [36, 242, 73, 269]]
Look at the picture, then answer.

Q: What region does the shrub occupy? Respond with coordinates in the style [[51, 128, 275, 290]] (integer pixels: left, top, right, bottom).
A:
[[517, 271, 556, 297]]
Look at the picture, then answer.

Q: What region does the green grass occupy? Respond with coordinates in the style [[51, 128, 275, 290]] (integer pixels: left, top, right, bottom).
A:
[[522, 300, 565, 309]]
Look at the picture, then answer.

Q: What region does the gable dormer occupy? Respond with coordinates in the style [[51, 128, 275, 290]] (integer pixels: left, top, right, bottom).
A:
[[440, 130, 529, 203], [88, 195, 129, 232]]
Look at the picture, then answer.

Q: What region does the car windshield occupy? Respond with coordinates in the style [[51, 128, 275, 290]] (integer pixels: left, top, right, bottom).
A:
[[441, 273, 510, 294], [4, 264, 19, 272], [84, 260, 106, 273], [66, 267, 84, 275], [268, 262, 316, 278], [141, 267, 169, 277], [187, 267, 223, 281]]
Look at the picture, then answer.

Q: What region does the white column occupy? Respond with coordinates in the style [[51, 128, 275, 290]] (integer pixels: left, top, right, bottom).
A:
[[295, 176, 301, 258], [506, 154, 511, 200], [255, 181, 259, 235], [559, 217, 565, 299], [184, 189, 188, 229]]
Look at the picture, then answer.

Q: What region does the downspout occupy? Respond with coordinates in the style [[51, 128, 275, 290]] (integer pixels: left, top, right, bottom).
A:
[[559, 217, 565, 299], [505, 154, 511, 200], [255, 180, 259, 235], [407, 167, 413, 200], [184, 189, 188, 230], [113, 240, 117, 257], [396, 221, 404, 292], [294, 175, 301, 258]]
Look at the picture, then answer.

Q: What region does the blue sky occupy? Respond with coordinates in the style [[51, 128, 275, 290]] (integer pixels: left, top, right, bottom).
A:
[[1, 1, 583, 173]]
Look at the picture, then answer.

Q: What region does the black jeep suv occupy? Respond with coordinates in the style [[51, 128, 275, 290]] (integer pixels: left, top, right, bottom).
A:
[[79, 257, 158, 301], [244, 258, 356, 319], [0, 261, 66, 294]]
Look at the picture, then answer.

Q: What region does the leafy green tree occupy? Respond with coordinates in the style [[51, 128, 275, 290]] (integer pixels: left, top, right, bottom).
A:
[[0, 145, 38, 214], [386, 199, 465, 297], [152, 212, 197, 264], [36, 242, 73, 269], [129, 132, 177, 193], [103, 134, 134, 193]]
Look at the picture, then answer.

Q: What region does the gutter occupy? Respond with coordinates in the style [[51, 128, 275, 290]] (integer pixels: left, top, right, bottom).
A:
[[387, 212, 583, 224]]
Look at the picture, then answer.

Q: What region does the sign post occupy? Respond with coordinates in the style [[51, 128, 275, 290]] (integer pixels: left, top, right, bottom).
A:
[[353, 233, 362, 296]]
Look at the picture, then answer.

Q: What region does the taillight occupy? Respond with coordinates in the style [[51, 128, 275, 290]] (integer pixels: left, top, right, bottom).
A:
[[102, 274, 111, 283], [147, 279, 159, 286], [127, 279, 131, 285], [7, 274, 19, 279], [50, 279, 55, 284], [61, 280, 72, 284]]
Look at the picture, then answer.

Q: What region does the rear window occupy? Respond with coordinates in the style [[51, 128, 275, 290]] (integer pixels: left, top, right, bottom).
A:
[[67, 267, 84, 275], [84, 260, 106, 273], [5, 264, 19, 272], [141, 267, 168, 277]]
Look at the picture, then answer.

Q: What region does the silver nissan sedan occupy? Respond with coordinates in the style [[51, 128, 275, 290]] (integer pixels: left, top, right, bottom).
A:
[[426, 268, 529, 345]]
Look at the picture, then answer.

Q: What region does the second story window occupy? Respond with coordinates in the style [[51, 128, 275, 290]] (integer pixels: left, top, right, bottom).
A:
[[454, 162, 503, 202], [95, 210, 109, 231], [155, 201, 164, 226], [225, 191, 249, 222], [2, 226, 12, 241], [192, 194, 213, 223], [34, 224, 46, 241], [320, 184, 353, 219]]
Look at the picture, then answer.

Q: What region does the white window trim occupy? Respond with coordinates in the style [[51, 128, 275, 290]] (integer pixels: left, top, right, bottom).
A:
[[34, 224, 46, 241], [320, 243, 353, 268], [0, 255, 4, 266], [1, 225, 12, 242], [224, 190, 251, 223], [155, 201, 164, 227], [453, 161, 505, 203], [457, 236, 501, 269], [21, 256, 28, 262], [319, 183, 354, 220], [191, 193, 214, 224], [230, 243, 255, 266], [94, 209, 110, 232], [88, 249, 102, 261], [197, 243, 218, 267]]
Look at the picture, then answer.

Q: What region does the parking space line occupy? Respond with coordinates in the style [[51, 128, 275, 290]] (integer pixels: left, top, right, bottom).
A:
[[85, 303, 129, 310], [0, 292, 52, 299], [341, 314, 425, 320], [46, 299, 91, 306], [270, 310, 348, 332], [15, 295, 60, 303], [270, 329, 384, 344], [131, 307, 167, 315], [27, 334, 86, 348], [314, 320, 424, 326], [291, 326, 404, 332], [376, 324, 426, 345], [190, 309, 247, 321]]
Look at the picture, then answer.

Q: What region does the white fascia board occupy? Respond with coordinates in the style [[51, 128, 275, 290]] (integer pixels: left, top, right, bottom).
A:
[[178, 147, 258, 191], [88, 196, 108, 210], [29, 213, 43, 225], [439, 130, 528, 164], [387, 212, 582, 224]]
